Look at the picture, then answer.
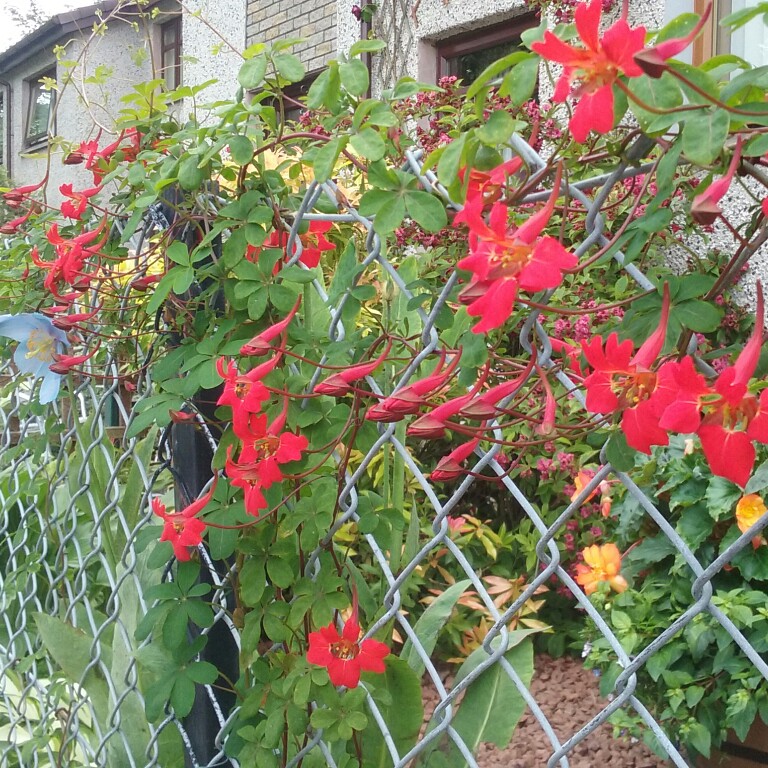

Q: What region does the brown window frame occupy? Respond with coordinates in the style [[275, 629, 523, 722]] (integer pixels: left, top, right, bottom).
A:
[[435, 13, 538, 82], [24, 66, 56, 148], [0, 88, 8, 172], [691, 0, 760, 66], [160, 16, 183, 91]]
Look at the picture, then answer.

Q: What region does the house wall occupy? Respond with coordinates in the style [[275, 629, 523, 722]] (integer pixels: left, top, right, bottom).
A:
[[3, 18, 152, 195], [2, 1, 247, 197], [183, 0, 246, 104], [246, 0, 337, 73]]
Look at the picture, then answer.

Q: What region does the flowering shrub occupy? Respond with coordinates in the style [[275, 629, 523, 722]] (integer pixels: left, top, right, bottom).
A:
[[2, 0, 768, 763]]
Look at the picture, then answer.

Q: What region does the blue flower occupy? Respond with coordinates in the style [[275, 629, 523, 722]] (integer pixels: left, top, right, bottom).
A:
[[0, 313, 69, 404]]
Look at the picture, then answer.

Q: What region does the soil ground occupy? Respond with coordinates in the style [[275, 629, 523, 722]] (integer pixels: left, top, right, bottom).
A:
[[421, 654, 671, 767]]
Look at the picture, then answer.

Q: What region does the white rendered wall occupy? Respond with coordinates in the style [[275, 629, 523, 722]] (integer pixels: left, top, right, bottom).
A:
[[182, 0, 246, 107]]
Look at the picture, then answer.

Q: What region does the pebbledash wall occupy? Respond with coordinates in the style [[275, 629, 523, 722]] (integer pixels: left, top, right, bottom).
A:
[[0, 0, 245, 196]]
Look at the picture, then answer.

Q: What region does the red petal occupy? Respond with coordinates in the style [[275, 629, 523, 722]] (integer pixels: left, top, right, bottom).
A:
[[699, 426, 754, 488], [328, 658, 361, 688], [574, 0, 602, 52]]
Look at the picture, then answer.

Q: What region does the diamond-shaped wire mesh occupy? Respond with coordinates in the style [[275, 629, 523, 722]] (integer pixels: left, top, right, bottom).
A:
[[1, 137, 767, 768]]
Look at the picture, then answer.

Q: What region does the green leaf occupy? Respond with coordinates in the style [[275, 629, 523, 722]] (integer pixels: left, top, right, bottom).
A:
[[720, 2, 768, 30], [686, 721, 711, 757], [229, 135, 254, 165], [721, 65, 768, 102], [178, 155, 206, 191], [372, 195, 406, 234], [404, 191, 447, 232], [361, 658, 423, 768], [674, 299, 722, 332], [313, 137, 348, 183], [166, 241, 189, 266], [475, 110, 518, 145], [146, 270, 177, 315], [746, 461, 768, 494], [238, 55, 268, 89], [350, 127, 386, 161], [628, 73, 683, 132], [466, 51, 529, 98], [273, 53, 305, 83], [448, 638, 534, 756], [498, 56, 540, 106], [348, 38, 387, 57], [340, 59, 370, 96], [402, 580, 471, 678], [266, 557, 295, 589], [437, 133, 468, 190], [746, 132, 768, 157], [682, 109, 731, 166], [307, 66, 341, 111], [604, 431, 635, 472]]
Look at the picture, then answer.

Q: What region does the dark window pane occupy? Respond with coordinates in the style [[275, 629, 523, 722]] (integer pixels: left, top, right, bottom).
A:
[[26, 70, 55, 144], [445, 40, 522, 82], [161, 18, 182, 90]]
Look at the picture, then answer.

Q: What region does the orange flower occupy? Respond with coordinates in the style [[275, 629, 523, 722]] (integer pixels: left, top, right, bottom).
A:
[[574, 543, 628, 596], [571, 469, 597, 503], [735, 494, 767, 549]]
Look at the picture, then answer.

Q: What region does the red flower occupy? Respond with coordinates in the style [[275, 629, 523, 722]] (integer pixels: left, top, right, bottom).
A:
[[581, 285, 671, 453], [226, 403, 309, 515], [78, 129, 142, 184], [246, 220, 335, 269], [49, 346, 99, 374], [455, 157, 523, 214], [240, 298, 301, 356], [59, 183, 101, 220], [216, 356, 275, 414], [532, 0, 646, 142], [660, 286, 768, 487], [634, 3, 712, 78], [51, 306, 102, 331], [33, 219, 108, 295], [314, 342, 391, 396], [3, 178, 45, 205], [456, 166, 577, 333], [307, 614, 389, 688], [430, 438, 481, 482], [151, 477, 217, 561], [0, 210, 33, 234], [690, 138, 741, 225], [366, 352, 460, 421], [224, 447, 268, 516], [407, 393, 475, 439]]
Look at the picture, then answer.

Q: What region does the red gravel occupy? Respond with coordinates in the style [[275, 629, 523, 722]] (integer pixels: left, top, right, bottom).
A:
[[421, 654, 671, 767]]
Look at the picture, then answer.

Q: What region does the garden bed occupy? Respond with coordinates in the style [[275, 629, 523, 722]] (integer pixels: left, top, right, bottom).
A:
[[422, 654, 669, 767]]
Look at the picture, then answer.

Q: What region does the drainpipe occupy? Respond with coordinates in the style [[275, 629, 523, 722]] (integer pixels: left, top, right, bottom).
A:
[[0, 79, 10, 179]]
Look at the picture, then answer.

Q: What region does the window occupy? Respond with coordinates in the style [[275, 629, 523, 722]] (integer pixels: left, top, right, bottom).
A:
[[436, 15, 537, 83], [25, 67, 56, 147], [693, 0, 768, 67], [160, 16, 183, 91]]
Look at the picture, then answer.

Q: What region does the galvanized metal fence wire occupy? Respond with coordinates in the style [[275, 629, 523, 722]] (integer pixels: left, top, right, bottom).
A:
[[0, 136, 766, 768]]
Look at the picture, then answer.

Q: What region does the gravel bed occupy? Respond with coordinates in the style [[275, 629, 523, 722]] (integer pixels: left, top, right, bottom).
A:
[[421, 654, 671, 767]]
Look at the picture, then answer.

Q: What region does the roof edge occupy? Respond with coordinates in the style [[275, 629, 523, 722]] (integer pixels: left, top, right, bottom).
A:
[[0, 1, 122, 75]]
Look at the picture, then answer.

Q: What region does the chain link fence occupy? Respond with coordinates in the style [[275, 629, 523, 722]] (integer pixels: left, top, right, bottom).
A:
[[0, 137, 766, 768]]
